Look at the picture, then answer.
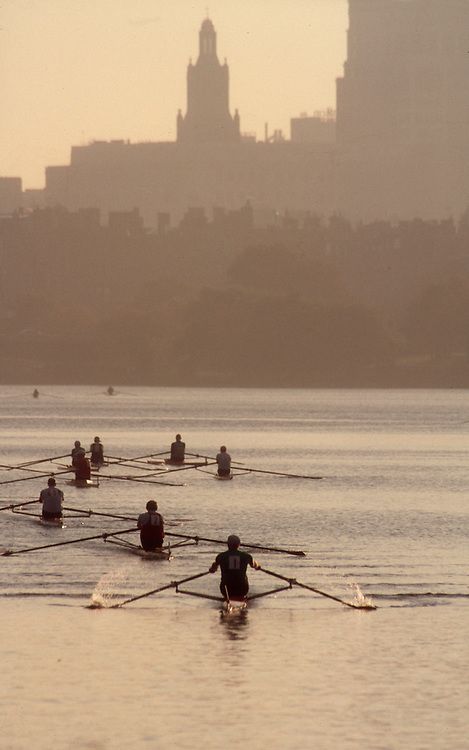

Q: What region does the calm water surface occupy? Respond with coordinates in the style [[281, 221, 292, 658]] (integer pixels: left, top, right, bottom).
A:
[[0, 387, 468, 750]]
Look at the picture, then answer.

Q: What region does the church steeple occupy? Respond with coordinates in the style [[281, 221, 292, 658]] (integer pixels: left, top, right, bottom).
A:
[[199, 18, 217, 58], [177, 19, 240, 144]]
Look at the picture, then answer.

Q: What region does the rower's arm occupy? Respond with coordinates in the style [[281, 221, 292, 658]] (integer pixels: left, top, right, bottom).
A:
[[209, 561, 218, 573]]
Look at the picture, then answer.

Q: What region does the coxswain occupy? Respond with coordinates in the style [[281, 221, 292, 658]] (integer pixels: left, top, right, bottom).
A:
[[209, 535, 259, 600], [71, 440, 86, 468], [216, 445, 231, 477], [90, 436, 104, 467], [137, 500, 165, 551], [39, 477, 64, 520], [169, 434, 185, 464], [74, 453, 91, 481]]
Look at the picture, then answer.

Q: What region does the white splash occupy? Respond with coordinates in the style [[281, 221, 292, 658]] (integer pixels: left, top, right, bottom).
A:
[[89, 567, 128, 609], [348, 581, 375, 609]]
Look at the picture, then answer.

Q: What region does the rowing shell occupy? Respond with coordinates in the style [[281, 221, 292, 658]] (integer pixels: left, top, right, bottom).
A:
[[222, 596, 247, 615], [103, 536, 171, 560], [39, 516, 64, 528], [146, 459, 207, 468], [66, 478, 99, 488], [132, 547, 171, 560]]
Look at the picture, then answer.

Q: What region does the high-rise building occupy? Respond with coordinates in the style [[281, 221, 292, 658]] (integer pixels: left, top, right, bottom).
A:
[[336, 0, 469, 219], [177, 18, 240, 144]]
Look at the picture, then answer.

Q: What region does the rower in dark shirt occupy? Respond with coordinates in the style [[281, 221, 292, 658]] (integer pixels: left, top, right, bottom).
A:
[[137, 500, 164, 551], [169, 434, 185, 463], [209, 535, 259, 600], [71, 440, 85, 468], [74, 453, 91, 481], [90, 436, 104, 467]]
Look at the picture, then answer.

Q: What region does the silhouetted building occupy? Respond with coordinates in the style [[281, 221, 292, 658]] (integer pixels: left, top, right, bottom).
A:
[[177, 18, 240, 144], [0, 177, 22, 215], [290, 112, 336, 145], [336, 0, 469, 220], [43, 18, 334, 227]]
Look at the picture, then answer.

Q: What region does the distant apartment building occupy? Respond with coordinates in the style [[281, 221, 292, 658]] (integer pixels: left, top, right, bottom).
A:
[[290, 111, 336, 145], [336, 0, 469, 219], [0, 177, 22, 215]]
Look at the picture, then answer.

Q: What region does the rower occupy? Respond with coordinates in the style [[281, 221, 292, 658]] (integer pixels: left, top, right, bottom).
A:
[[169, 434, 185, 463], [39, 476, 64, 520], [90, 436, 104, 467], [71, 440, 86, 468], [137, 500, 164, 551], [216, 445, 231, 477], [209, 535, 259, 600], [32, 388, 39, 398], [74, 453, 91, 481]]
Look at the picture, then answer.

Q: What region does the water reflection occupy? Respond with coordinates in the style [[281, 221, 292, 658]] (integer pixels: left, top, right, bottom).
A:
[[219, 609, 249, 640]]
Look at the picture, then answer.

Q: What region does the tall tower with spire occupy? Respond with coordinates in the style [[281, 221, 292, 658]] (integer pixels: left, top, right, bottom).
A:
[[177, 18, 240, 144]]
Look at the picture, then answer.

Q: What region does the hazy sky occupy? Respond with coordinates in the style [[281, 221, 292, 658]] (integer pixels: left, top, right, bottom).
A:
[[1, 0, 347, 188]]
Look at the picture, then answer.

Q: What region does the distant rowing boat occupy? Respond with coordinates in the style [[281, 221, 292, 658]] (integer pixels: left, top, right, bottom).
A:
[[103, 535, 171, 560], [66, 478, 99, 488], [146, 458, 208, 468]]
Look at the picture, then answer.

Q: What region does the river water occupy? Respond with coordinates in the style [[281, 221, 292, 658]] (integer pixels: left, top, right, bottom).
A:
[[0, 387, 468, 750]]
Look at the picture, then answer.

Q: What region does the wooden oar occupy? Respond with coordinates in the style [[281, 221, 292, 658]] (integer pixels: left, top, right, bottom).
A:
[[105, 451, 169, 466], [164, 530, 306, 557], [111, 570, 211, 608], [12, 453, 70, 469], [102, 455, 166, 471], [2, 526, 138, 556], [186, 453, 322, 480], [0, 467, 74, 486], [147, 461, 216, 476], [62, 506, 136, 522], [185, 451, 245, 466], [0, 462, 68, 477], [61, 506, 192, 526], [259, 567, 376, 610], [0, 498, 40, 512], [96, 472, 184, 487]]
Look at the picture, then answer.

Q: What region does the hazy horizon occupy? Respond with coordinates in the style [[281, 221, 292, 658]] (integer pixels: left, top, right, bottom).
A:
[[1, 0, 347, 188]]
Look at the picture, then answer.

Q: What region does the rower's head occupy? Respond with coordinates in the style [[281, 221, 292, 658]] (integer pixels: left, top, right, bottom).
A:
[[146, 500, 158, 511], [94, 436, 100, 443], [48, 477, 56, 486], [74, 440, 81, 448], [227, 534, 240, 550], [176, 434, 182, 441], [220, 445, 227, 453]]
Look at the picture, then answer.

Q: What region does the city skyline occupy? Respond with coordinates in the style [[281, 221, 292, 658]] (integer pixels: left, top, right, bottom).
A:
[[1, 0, 347, 188]]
